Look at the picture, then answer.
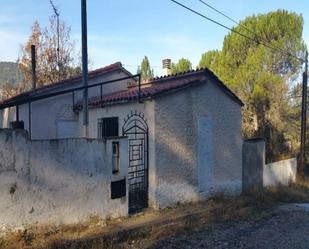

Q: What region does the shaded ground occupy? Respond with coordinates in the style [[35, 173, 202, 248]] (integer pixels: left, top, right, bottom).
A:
[[146, 210, 309, 249]]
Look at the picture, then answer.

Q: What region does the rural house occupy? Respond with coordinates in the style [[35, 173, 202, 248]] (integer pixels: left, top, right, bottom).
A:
[[0, 62, 243, 229]]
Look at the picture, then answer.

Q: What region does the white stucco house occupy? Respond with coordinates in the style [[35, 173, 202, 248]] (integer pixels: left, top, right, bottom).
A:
[[0, 62, 243, 214]]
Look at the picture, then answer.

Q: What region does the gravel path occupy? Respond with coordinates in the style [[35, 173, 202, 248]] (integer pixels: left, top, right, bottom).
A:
[[148, 210, 309, 249]]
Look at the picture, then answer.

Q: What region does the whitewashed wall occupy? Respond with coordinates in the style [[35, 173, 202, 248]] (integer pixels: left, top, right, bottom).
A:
[[263, 158, 297, 187], [154, 79, 243, 208], [0, 71, 244, 215], [242, 139, 297, 190], [86, 101, 158, 208], [86, 78, 243, 209], [0, 129, 128, 232], [0, 69, 133, 140]]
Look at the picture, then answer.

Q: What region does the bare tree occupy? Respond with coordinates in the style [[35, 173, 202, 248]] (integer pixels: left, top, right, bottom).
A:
[[18, 18, 80, 89], [0, 82, 28, 101]]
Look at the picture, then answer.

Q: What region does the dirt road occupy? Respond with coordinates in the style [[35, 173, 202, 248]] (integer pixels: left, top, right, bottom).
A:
[[148, 210, 309, 249]]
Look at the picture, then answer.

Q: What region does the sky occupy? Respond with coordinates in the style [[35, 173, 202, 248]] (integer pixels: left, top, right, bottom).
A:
[[0, 0, 309, 76]]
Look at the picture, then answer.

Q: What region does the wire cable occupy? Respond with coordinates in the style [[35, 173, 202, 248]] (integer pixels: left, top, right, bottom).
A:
[[198, 0, 242, 27], [197, 0, 299, 61], [170, 0, 304, 63]]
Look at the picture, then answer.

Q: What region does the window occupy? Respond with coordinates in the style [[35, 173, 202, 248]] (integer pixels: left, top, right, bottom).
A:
[[98, 117, 119, 138], [112, 142, 120, 174]]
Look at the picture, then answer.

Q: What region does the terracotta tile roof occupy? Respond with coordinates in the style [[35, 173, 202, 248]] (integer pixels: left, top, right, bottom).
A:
[[76, 68, 244, 109], [0, 66, 243, 110], [0, 62, 130, 104], [84, 76, 203, 108]]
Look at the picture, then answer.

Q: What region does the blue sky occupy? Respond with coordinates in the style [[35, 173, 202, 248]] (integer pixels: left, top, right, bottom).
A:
[[0, 0, 309, 75]]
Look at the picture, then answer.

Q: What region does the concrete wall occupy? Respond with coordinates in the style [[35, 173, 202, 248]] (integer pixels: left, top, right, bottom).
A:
[[86, 79, 243, 209], [0, 73, 244, 214], [0, 129, 128, 232], [0, 70, 132, 140], [86, 101, 157, 208], [242, 139, 296, 191], [154, 80, 243, 207], [264, 158, 297, 187], [242, 139, 265, 191]]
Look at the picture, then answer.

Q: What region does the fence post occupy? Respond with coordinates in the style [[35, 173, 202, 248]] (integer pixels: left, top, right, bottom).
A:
[[242, 138, 265, 192]]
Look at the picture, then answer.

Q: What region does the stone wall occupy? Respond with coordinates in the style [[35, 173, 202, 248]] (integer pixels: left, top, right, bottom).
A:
[[0, 129, 128, 232]]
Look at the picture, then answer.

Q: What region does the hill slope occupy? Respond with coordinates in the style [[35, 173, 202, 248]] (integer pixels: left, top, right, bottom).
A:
[[0, 61, 24, 86]]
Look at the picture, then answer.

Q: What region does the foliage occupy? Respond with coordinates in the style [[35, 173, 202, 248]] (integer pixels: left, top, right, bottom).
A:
[[172, 58, 192, 74], [199, 10, 306, 161], [18, 18, 80, 88], [137, 56, 154, 81], [0, 83, 26, 101], [199, 50, 220, 70]]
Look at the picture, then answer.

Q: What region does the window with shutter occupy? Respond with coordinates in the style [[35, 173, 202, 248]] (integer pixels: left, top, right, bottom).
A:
[[98, 117, 119, 138]]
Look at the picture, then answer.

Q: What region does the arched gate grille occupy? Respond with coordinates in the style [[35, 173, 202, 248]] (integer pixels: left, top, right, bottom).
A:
[[122, 111, 149, 214]]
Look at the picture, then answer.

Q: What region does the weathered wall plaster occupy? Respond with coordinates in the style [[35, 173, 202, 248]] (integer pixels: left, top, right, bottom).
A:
[[0, 73, 244, 216], [0, 130, 128, 232], [86, 101, 158, 208]]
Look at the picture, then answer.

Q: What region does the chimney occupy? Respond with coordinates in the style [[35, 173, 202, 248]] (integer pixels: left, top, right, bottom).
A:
[[31, 45, 36, 90], [162, 58, 172, 76]]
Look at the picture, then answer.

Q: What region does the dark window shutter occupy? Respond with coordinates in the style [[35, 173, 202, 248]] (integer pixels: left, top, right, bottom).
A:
[[98, 117, 119, 138]]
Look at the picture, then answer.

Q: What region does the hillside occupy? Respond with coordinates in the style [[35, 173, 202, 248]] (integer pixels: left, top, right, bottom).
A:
[[0, 61, 24, 86]]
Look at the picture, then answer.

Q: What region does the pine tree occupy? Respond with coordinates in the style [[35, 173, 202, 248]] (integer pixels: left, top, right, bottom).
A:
[[172, 58, 192, 74], [198, 10, 306, 160], [137, 56, 154, 81]]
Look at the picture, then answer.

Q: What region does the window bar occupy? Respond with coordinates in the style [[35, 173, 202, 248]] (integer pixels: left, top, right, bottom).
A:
[[100, 84, 103, 108], [138, 74, 141, 103], [16, 105, 19, 121], [72, 91, 75, 109], [98, 119, 102, 138], [28, 102, 31, 139]]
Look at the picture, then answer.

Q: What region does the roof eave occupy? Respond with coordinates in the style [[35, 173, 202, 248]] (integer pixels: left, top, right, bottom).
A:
[[0, 62, 133, 105]]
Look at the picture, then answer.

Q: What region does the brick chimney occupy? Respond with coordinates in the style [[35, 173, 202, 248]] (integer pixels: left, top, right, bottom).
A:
[[162, 58, 172, 76]]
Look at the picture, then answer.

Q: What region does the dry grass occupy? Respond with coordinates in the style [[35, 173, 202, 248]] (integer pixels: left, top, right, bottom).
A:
[[1, 179, 309, 249]]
